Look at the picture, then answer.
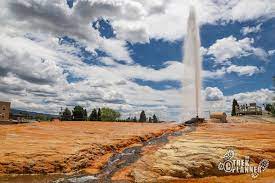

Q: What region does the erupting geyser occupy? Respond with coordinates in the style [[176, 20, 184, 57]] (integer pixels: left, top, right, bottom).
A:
[[182, 6, 203, 121]]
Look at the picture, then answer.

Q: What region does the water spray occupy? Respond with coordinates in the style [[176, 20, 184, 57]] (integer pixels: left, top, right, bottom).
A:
[[182, 6, 204, 124]]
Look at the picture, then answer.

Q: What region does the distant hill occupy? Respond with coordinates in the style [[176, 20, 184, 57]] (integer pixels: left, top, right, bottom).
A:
[[11, 109, 58, 119]]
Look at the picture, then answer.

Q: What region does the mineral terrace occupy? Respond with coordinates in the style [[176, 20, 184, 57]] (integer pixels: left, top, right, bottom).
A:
[[0, 121, 183, 174], [113, 117, 275, 182], [1, 117, 275, 183]]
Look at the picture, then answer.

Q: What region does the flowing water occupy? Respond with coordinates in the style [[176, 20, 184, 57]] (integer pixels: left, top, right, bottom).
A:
[[182, 6, 203, 121], [53, 125, 196, 183]]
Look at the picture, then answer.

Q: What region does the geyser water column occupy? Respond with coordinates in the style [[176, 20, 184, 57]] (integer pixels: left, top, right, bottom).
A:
[[182, 6, 203, 120]]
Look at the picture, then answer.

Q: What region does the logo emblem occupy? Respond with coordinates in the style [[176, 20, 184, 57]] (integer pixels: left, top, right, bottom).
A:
[[218, 149, 269, 178]]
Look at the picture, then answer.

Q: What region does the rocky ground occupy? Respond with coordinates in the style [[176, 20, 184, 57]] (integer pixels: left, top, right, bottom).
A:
[[1, 116, 275, 183], [113, 116, 275, 183], [0, 121, 183, 175]]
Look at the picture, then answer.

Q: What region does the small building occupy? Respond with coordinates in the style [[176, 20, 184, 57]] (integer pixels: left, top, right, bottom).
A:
[[235, 103, 262, 115], [0, 101, 11, 121], [11, 113, 30, 122]]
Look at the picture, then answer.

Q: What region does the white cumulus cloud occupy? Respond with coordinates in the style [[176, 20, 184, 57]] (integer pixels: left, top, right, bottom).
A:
[[204, 87, 224, 101], [226, 65, 264, 76], [228, 89, 274, 106], [207, 36, 268, 64]]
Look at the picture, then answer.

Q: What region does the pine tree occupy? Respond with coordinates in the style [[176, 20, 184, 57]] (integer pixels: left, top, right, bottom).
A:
[[271, 104, 275, 116], [72, 106, 86, 121], [133, 116, 137, 122], [148, 117, 152, 123], [89, 108, 98, 121], [139, 110, 146, 122], [97, 108, 101, 121], [152, 114, 158, 123], [61, 108, 72, 121], [265, 104, 272, 112], [231, 99, 239, 116], [84, 109, 87, 121]]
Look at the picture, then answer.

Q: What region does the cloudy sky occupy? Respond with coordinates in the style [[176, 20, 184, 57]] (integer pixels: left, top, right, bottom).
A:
[[0, 0, 274, 121]]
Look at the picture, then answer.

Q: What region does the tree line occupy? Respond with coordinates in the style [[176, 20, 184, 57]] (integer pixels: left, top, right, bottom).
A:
[[61, 106, 160, 123]]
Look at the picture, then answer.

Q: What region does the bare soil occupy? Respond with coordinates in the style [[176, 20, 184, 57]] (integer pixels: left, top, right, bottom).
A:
[[0, 121, 183, 174]]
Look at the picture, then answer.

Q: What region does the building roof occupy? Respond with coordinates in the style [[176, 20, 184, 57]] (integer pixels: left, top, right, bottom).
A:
[[0, 101, 11, 104]]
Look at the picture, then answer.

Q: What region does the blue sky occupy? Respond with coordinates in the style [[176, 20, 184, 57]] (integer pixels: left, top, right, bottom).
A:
[[62, 16, 275, 93], [0, 0, 274, 120], [68, 8, 275, 94], [201, 19, 275, 95]]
